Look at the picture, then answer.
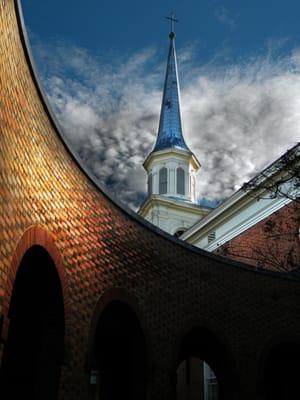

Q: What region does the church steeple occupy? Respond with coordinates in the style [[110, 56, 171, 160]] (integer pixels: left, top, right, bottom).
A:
[[153, 26, 191, 153], [140, 17, 203, 231], [138, 19, 209, 234]]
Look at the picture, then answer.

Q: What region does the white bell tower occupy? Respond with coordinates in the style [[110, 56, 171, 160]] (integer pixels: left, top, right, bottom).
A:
[[138, 25, 210, 236]]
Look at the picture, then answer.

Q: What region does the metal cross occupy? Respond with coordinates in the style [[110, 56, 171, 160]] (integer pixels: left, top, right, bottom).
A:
[[166, 13, 178, 33]]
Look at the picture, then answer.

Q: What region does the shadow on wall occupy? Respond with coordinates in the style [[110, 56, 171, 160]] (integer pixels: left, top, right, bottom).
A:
[[0, 246, 65, 400], [259, 341, 300, 400], [91, 300, 147, 400]]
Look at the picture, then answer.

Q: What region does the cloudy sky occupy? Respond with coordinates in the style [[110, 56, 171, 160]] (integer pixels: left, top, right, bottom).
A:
[[23, 1, 300, 209]]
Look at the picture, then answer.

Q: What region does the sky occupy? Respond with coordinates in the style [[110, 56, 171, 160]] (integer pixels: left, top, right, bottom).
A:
[[23, 1, 300, 209]]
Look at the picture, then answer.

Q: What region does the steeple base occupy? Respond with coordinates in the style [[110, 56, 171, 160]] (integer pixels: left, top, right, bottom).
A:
[[138, 195, 211, 237]]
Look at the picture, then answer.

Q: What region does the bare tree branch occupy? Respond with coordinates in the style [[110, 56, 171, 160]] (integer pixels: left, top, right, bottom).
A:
[[242, 143, 300, 204]]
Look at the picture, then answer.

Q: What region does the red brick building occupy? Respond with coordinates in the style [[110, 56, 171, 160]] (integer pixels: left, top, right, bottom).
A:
[[182, 145, 300, 273], [215, 201, 300, 271]]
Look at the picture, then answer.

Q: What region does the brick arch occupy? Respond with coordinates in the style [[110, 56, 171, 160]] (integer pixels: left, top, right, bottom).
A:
[[87, 287, 151, 371], [2, 225, 70, 342], [172, 318, 236, 369], [171, 319, 240, 399], [256, 333, 300, 397]]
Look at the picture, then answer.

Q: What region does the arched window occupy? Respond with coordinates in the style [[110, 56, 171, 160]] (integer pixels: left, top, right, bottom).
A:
[[159, 168, 167, 194], [174, 229, 187, 238], [177, 167, 185, 195], [148, 173, 152, 196]]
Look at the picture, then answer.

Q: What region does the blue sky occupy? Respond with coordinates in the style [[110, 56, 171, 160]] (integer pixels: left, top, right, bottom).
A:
[[24, 0, 300, 61], [23, 1, 300, 209]]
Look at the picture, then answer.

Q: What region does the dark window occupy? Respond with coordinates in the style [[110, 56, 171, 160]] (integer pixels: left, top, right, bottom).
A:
[[159, 168, 167, 194], [174, 229, 186, 238], [177, 167, 185, 195]]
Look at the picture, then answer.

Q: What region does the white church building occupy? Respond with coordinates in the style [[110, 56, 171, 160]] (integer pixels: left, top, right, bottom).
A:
[[138, 25, 299, 267]]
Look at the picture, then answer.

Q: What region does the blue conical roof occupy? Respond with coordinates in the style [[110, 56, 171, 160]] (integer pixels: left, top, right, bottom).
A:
[[153, 32, 191, 153]]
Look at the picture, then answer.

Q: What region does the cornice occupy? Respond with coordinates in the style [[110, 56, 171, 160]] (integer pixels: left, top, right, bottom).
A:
[[143, 148, 200, 171], [139, 195, 210, 217]]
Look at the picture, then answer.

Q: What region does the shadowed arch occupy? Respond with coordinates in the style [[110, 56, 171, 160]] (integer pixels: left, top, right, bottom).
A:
[[88, 288, 148, 400], [1, 226, 69, 341], [173, 324, 239, 400], [257, 336, 300, 399], [1, 241, 66, 399]]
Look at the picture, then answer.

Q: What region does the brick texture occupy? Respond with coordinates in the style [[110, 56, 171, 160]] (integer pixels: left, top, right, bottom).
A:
[[215, 201, 300, 272], [1, 1, 300, 399]]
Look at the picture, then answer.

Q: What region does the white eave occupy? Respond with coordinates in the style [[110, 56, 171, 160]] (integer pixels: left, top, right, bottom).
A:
[[143, 148, 201, 171], [181, 142, 300, 242], [138, 194, 211, 217]]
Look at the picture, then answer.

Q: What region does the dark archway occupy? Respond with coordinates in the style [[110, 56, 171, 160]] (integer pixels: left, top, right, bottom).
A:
[[92, 300, 147, 400], [1, 245, 65, 400], [175, 327, 237, 400], [260, 341, 300, 400], [177, 357, 219, 400]]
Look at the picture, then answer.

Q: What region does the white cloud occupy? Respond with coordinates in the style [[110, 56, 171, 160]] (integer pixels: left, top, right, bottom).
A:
[[33, 41, 300, 209]]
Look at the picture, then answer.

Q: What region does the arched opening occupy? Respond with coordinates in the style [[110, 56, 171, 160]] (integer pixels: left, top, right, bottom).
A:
[[177, 167, 185, 195], [92, 300, 147, 400], [1, 246, 65, 400], [260, 342, 300, 400], [175, 327, 235, 400], [159, 167, 168, 194], [177, 358, 218, 400], [174, 229, 187, 238]]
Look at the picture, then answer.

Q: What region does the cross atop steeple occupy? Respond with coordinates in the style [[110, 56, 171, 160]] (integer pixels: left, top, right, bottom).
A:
[[151, 17, 191, 154], [166, 13, 178, 36], [139, 22, 202, 222]]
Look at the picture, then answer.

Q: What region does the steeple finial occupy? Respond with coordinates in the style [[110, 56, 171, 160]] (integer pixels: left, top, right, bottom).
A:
[[165, 13, 178, 37]]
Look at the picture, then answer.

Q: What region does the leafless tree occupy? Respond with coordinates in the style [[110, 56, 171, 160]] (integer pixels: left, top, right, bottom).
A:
[[242, 143, 300, 204], [217, 203, 300, 272]]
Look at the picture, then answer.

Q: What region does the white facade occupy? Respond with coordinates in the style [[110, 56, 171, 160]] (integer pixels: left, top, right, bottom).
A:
[[181, 188, 292, 250], [181, 145, 300, 251], [139, 195, 209, 236]]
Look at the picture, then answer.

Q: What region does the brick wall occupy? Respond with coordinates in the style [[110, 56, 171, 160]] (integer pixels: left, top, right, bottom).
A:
[[215, 201, 300, 272], [1, 1, 300, 399]]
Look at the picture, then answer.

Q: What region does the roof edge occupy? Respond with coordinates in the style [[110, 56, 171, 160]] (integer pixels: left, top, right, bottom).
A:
[[182, 143, 300, 241]]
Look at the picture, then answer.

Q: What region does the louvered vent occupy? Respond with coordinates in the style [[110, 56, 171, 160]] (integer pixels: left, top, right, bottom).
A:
[[208, 231, 216, 244]]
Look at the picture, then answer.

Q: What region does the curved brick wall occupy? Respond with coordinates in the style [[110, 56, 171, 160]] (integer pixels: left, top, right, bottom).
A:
[[1, 1, 300, 399]]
